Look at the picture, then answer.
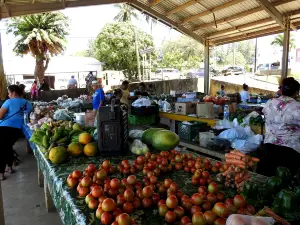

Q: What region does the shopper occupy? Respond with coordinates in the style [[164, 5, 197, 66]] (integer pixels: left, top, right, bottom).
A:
[[0, 85, 33, 180], [67, 75, 78, 89], [120, 80, 130, 106], [240, 83, 250, 103], [30, 80, 38, 100], [261, 77, 300, 176], [39, 78, 50, 91], [220, 85, 226, 96], [134, 82, 149, 97]]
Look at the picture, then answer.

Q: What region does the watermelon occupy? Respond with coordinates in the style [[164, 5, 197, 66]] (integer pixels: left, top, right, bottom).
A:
[[152, 130, 180, 151], [142, 128, 165, 145]]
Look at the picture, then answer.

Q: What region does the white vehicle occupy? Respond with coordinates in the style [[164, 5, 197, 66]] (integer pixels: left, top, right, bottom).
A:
[[154, 68, 183, 80], [100, 70, 125, 91], [55, 77, 69, 90], [257, 62, 280, 72]]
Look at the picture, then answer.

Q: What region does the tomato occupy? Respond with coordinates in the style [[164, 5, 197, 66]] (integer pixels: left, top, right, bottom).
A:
[[174, 206, 185, 218], [191, 193, 205, 205], [117, 213, 131, 225], [181, 216, 192, 225], [152, 193, 160, 205], [142, 197, 153, 208], [208, 182, 219, 194], [233, 195, 246, 209], [95, 208, 104, 219], [102, 198, 116, 212], [124, 189, 135, 202], [158, 204, 168, 217], [91, 186, 104, 198], [123, 202, 134, 214], [190, 205, 202, 215], [100, 212, 113, 225], [192, 212, 206, 225], [214, 218, 226, 225], [166, 195, 178, 209], [169, 182, 179, 192], [182, 199, 193, 211], [165, 211, 177, 223], [142, 186, 153, 198], [212, 202, 229, 218], [207, 193, 217, 205], [133, 197, 141, 209], [203, 210, 217, 225], [81, 176, 92, 187]]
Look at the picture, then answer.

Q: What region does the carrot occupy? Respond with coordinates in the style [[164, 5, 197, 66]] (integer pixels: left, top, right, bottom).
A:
[[235, 173, 250, 183], [230, 150, 246, 157], [251, 157, 260, 162], [236, 180, 246, 189], [225, 153, 243, 160], [226, 158, 246, 166]]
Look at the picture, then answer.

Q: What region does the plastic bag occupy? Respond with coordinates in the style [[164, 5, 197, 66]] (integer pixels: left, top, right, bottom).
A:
[[218, 128, 248, 141], [93, 129, 98, 141], [130, 139, 149, 155], [199, 132, 215, 148], [232, 134, 263, 153], [129, 130, 144, 139], [132, 98, 152, 107], [53, 109, 72, 121], [215, 119, 234, 129], [243, 111, 260, 125], [226, 214, 275, 225]]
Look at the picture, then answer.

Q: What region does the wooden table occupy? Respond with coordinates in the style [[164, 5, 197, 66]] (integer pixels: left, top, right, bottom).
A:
[[159, 111, 218, 126]]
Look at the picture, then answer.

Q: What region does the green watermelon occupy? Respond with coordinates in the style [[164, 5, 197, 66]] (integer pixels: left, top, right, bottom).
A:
[[152, 130, 180, 151], [142, 128, 164, 145]]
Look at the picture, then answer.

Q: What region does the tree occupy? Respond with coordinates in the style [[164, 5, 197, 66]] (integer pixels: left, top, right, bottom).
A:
[[72, 39, 95, 58], [7, 12, 69, 82], [225, 52, 246, 66], [271, 34, 296, 51], [114, 4, 139, 22], [159, 36, 204, 70], [92, 22, 155, 80]]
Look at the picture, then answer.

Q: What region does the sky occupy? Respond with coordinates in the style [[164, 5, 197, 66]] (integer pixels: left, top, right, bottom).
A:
[[0, 3, 299, 65]]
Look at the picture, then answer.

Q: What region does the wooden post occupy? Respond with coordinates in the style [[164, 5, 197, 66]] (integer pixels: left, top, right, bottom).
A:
[[0, 181, 5, 225], [281, 21, 290, 80], [44, 179, 55, 212], [204, 40, 210, 94]]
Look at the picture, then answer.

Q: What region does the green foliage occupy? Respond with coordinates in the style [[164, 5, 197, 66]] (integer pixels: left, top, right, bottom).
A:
[[271, 34, 296, 51], [7, 12, 69, 57], [92, 22, 155, 80], [159, 36, 203, 70], [114, 4, 139, 22], [225, 51, 246, 66]]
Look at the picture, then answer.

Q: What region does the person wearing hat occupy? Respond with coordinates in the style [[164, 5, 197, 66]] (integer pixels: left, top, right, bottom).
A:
[[220, 85, 226, 96], [67, 75, 78, 89]]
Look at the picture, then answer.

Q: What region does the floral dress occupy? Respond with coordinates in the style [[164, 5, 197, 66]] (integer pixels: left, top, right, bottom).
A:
[[263, 96, 300, 153]]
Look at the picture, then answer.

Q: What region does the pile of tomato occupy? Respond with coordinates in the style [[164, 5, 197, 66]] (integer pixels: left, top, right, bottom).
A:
[[66, 150, 255, 225]]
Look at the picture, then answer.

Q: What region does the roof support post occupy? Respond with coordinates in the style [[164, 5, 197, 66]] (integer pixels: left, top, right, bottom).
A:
[[204, 40, 210, 94], [281, 20, 290, 80]]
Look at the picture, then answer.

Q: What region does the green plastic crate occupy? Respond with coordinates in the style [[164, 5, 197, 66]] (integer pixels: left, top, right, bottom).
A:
[[178, 121, 208, 141], [128, 114, 156, 125]]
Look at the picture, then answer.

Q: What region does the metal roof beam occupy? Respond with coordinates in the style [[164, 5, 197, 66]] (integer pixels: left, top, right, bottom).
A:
[[207, 7, 300, 39], [149, 0, 161, 7], [192, 0, 296, 31], [166, 0, 200, 16], [130, 0, 204, 45], [182, 0, 245, 24], [255, 0, 286, 29], [214, 21, 300, 45]]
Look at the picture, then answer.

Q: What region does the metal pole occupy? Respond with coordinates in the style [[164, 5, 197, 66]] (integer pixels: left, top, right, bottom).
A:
[[281, 20, 290, 80], [204, 40, 210, 94], [134, 29, 141, 81], [254, 38, 258, 73], [149, 53, 152, 80]]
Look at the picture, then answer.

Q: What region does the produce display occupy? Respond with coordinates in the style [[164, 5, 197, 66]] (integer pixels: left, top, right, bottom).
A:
[[30, 121, 96, 163], [203, 95, 230, 105], [65, 149, 277, 225]]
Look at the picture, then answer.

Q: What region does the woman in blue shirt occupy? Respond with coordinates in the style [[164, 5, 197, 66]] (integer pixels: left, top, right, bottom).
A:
[[0, 85, 32, 180]]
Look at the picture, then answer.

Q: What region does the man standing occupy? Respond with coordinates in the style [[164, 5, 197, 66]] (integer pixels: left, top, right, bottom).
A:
[[85, 71, 97, 94], [67, 75, 77, 89], [120, 80, 130, 107]]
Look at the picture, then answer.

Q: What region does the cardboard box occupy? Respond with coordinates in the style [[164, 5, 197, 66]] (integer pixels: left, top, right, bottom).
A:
[[196, 102, 214, 118], [175, 102, 196, 115]]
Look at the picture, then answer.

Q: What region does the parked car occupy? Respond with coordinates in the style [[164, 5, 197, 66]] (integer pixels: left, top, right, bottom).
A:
[[257, 62, 280, 72], [154, 68, 182, 80], [221, 66, 245, 76], [186, 68, 204, 78]]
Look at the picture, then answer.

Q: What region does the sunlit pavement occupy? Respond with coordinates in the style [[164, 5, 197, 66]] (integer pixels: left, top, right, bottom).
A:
[[211, 73, 278, 92]]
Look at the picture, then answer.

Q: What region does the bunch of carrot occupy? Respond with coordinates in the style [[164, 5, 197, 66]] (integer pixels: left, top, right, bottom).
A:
[[222, 150, 260, 192], [225, 150, 259, 169]]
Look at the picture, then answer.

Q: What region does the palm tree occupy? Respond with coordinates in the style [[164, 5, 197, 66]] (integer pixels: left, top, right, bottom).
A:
[[7, 12, 69, 82], [114, 4, 139, 22], [271, 34, 296, 51]]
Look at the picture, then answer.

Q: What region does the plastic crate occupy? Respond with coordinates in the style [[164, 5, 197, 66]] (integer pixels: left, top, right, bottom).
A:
[[130, 105, 159, 116], [128, 114, 156, 125], [178, 122, 208, 141]]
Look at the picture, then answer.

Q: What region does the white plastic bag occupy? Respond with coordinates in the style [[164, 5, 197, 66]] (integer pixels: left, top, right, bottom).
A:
[[129, 130, 144, 139], [53, 109, 72, 121], [130, 139, 149, 155], [226, 214, 275, 225], [231, 134, 263, 153], [218, 128, 248, 141], [132, 98, 152, 107], [243, 111, 260, 125], [215, 119, 234, 129]]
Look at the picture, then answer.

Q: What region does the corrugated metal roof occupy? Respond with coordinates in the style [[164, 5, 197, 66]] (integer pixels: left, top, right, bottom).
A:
[[1, 0, 300, 45]]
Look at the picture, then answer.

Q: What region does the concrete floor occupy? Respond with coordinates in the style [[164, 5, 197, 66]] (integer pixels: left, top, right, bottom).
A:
[[1, 138, 62, 225]]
